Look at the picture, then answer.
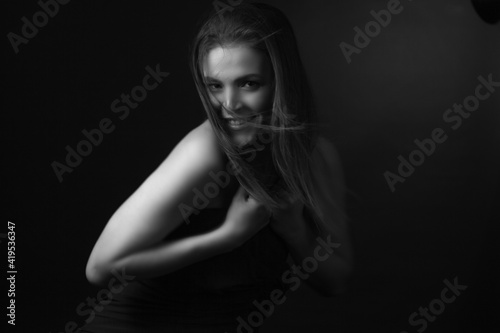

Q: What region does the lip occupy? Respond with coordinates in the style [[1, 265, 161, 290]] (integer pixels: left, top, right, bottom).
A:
[[223, 115, 259, 130]]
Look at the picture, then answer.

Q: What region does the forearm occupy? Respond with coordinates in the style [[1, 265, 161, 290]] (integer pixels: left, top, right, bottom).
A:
[[89, 227, 231, 285], [282, 215, 352, 296]]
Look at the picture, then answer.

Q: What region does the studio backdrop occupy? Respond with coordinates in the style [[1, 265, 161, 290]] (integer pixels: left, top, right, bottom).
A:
[[4, 0, 499, 332]]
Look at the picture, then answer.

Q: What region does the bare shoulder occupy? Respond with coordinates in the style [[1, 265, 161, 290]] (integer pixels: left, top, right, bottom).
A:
[[170, 119, 237, 208], [162, 119, 227, 179], [130, 118, 227, 210], [178, 119, 224, 166], [84, 119, 230, 282]]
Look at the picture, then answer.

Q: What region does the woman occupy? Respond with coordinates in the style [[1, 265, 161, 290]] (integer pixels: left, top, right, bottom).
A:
[[82, 2, 352, 332]]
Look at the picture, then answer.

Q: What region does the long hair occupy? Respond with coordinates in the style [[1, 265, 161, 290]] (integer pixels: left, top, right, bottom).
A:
[[189, 2, 329, 231]]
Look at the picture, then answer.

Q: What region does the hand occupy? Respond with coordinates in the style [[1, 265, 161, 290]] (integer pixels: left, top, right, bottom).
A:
[[220, 185, 272, 248]]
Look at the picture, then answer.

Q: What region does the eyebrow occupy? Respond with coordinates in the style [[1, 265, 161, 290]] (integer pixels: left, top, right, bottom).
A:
[[204, 74, 265, 83]]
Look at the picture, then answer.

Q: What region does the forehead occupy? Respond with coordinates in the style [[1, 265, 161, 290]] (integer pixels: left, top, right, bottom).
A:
[[203, 45, 271, 80]]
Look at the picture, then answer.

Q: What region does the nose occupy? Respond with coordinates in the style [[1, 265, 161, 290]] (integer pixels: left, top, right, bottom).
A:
[[221, 87, 242, 117]]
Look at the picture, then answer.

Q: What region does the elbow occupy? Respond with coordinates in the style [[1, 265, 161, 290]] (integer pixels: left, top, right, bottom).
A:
[[85, 262, 107, 287], [86, 256, 136, 288], [85, 257, 114, 287]]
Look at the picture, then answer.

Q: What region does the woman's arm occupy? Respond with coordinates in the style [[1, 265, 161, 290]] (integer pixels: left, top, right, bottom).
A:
[[271, 137, 353, 296], [85, 122, 231, 286], [110, 185, 273, 280]]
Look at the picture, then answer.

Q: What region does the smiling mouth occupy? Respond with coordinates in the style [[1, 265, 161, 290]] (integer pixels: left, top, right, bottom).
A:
[[223, 115, 259, 129]]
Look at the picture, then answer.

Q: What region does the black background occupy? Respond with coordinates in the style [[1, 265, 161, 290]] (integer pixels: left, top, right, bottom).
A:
[[4, 0, 499, 332]]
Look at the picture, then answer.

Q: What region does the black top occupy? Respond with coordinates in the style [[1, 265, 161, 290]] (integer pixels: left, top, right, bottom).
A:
[[80, 205, 290, 333]]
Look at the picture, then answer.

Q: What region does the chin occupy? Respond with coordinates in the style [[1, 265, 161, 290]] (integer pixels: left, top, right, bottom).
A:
[[232, 131, 258, 148]]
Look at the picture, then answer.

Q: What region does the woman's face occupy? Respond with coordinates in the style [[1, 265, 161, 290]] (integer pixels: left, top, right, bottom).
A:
[[203, 45, 274, 147]]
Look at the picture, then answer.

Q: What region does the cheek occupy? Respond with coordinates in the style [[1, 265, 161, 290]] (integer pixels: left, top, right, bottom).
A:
[[208, 93, 219, 107], [262, 89, 274, 109], [245, 89, 274, 112]]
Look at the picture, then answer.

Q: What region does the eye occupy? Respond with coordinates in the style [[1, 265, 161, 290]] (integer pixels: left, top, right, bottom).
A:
[[242, 81, 260, 89], [207, 83, 222, 91]]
